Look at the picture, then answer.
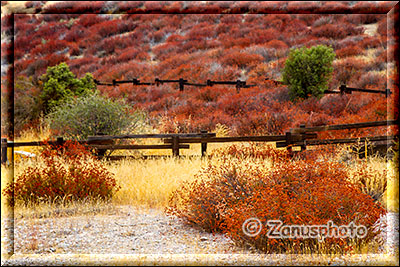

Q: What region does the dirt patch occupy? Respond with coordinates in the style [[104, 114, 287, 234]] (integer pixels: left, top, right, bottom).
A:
[[363, 23, 378, 36], [1, 206, 398, 265]]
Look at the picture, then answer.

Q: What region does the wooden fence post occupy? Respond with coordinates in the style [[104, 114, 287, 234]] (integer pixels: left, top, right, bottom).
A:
[[285, 132, 293, 155], [200, 130, 208, 157], [57, 137, 64, 146], [179, 78, 185, 91], [172, 136, 180, 156], [299, 124, 307, 152], [57, 136, 64, 154], [1, 138, 7, 165]]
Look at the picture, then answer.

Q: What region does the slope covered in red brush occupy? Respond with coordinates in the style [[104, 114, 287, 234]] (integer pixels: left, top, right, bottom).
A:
[[1, 1, 398, 136]]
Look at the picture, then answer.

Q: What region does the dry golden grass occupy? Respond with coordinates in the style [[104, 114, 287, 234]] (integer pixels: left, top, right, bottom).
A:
[[105, 156, 206, 208], [2, 127, 398, 215], [1, 130, 398, 260], [345, 153, 399, 213]]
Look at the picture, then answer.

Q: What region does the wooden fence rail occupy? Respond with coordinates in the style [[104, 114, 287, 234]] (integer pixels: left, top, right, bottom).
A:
[[324, 84, 392, 97], [290, 120, 398, 133], [1, 120, 398, 164], [96, 77, 259, 92], [276, 135, 397, 148], [96, 78, 392, 97], [1, 132, 214, 164]]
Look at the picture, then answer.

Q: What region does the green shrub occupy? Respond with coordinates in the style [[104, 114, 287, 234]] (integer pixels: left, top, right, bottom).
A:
[[40, 62, 96, 114], [282, 45, 335, 100], [46, 93, 147, 140]]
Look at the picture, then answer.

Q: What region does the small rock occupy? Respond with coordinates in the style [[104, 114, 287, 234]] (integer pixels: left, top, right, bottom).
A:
[[200, 236, 208, 242]]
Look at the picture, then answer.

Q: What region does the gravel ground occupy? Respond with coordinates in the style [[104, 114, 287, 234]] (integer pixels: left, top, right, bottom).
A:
[[1, 206, 398, 266]]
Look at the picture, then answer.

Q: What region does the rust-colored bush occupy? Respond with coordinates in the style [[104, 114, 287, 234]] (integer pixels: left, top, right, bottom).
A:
[[167, 145, 386, 253], [3, 141, 120, 206], [223, 160, 385, 253], [335, 45, 364, 58]]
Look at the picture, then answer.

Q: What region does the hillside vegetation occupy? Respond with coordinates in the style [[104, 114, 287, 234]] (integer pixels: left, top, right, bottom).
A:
[[1, 2, 399, 258], [1, 1, 398, 137]]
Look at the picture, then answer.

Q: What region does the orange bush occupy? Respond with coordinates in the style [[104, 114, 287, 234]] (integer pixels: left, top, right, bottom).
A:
[[167, 145, 386, 253], [221, 51, 264, 69], [3, 141, 120, 206], [335, 45, 364, 58], [223, 160, 385, 253]]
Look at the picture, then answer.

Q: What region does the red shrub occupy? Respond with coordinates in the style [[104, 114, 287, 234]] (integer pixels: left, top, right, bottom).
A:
[[69, 43, 81, 57], [35, 21, 67, 40], [335, 45, 364, 58], [359, 36, 383, 49], [118, 1, 144, 12], [65, 24, 86, 42], [116, 47, 141, 62], [265, 39, 288, 50], [286, 1, 320, 13], [355, 72, 387, 89], [248, 28, 279, 44], [88, 20, 119, 38], [167, 146, 386, 253], [31, 39, 69, 57], [331, 58, 365, 86], [43, 1, 104, 13], [221, 51, 263, 69], [319, 95, 350, 116], [15, 21, 36, 36], [15, 35, 41, 54], [318, 1, 350, 13], [78, 14, 107, 27], [3, 141, 120, 206], [223, 160, 385, 253], [143, 1, 166, 11], [312, 23, 363, 39], [344, 14, 381, 25]]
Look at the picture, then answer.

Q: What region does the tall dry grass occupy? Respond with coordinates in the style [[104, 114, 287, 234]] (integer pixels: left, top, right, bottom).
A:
[[105, 157, 206, 208], [2, 126, 398, 217]]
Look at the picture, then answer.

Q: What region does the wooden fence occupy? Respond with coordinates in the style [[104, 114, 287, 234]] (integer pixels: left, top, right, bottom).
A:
[[95, 78, 392, 97], [1, 120, 398, 164], [95, 78, 256, 93], [324, 84, 391, 97]]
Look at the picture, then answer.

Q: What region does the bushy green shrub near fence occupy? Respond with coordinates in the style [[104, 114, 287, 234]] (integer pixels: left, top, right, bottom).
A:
[[46, 92, 148, 140]]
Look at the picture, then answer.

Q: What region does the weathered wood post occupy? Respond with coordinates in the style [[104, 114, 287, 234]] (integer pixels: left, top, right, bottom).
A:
[[56, 137, 64, 146], [386, 88, 392, 97], [172, 136, 180, 156], [236, 80, 245, 93], [200, 130, 208, 157], [56, 136, 64, 154], [179, 78, 185, 91], [299, 124, 307, 152], [87, 134, 112, 159], [285, 132, 293, 156], [1, 138, 7, 165]]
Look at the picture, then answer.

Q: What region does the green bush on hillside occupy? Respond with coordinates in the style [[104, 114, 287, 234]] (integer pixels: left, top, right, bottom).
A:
[[40, 62, 96, 114], [282, 45, 335, 101], [46, 92, 148, 140]]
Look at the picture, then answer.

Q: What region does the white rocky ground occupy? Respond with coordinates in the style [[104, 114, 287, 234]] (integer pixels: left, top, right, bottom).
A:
[[1, 206, 398, 266]]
